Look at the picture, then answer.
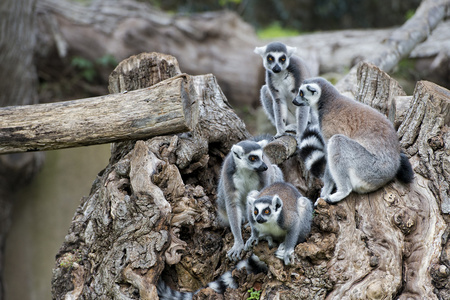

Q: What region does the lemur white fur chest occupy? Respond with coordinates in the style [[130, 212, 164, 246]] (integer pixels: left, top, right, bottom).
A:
[[271, 71, 297, 118], [233, 168, 260, 202]]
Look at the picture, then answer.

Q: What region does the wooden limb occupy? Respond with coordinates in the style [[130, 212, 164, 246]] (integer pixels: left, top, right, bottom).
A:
[[263, 135, 297, 165], [336, 0, 449, 95], [370, 0, 450, 73], [0, 74, 198, 154], [262, 136, 325, 201], [108, 52, 182, 94]]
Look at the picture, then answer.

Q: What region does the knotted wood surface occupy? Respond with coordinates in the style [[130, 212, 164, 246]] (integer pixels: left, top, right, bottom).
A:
[[51, 55, 450, 300]]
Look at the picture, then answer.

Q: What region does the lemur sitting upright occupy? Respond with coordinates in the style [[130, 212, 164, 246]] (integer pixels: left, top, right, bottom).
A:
[[254, 41, 317, 140], [245, 182, 313, 265], [216, 135, 284, 261], [294, 77, 414, 206]]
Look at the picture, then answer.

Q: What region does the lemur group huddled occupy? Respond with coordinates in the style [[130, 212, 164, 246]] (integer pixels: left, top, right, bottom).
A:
[[157, 42, 414, 300]]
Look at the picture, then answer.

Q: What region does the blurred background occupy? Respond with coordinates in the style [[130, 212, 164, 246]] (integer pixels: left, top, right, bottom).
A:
[[1, 0, 448, 299]]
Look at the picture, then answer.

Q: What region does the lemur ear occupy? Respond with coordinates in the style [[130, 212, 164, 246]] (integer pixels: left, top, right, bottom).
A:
[[254, 46, 267, 57], [247, 190, 259, 205], [273, 195, 283, 211], [257, 139, 268, 148], [306, 85, 317, 94], [286, 46, 297, 58], [297, 197, 310, 208], [231, 145, 244, 159]]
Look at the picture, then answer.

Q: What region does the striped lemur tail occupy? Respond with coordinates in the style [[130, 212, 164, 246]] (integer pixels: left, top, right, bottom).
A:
[[396, 152, 414, 184], [157, 254, 268, 300], [298, 123, 327, 178]]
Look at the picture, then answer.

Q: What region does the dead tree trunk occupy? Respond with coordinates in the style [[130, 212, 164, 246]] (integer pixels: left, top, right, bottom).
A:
[[51, 52, 250, 299], [51, 50, 450, 299]]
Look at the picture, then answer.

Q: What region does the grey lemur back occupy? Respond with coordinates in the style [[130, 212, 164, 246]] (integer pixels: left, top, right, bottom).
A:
[[294, 77, 414, 205], [216, 135, 283, 260], [255, 41, 318, 140], [245, 182, 313, 265]]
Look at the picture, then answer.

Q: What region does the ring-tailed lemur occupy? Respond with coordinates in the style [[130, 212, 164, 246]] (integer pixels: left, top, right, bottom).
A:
[[254, 41, 317, 140], [216, 135, 284, 261], [293, 77, 414, 206], [157, 254, 268, 299], [244, 182, 313, 265]]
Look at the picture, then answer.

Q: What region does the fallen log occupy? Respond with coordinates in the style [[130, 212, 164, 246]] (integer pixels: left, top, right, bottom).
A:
[[0, 68, 199, 154], [370, 0, 450, 72]]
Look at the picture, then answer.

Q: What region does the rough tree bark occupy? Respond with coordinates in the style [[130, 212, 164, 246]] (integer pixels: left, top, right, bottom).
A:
[[51, 52, 251, 299], [51, 50, 450, 300]]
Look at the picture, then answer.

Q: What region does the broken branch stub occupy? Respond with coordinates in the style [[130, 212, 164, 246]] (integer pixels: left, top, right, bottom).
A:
[[398, 80, 450, 214]]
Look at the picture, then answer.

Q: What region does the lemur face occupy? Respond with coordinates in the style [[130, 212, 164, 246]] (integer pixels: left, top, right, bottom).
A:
[[231, 143, 268, 172], [250, 196, 283, 224], [254, 42, 296, 74], [252, 200, 272, 223], [263, 52, 290, 74], [293, 83, 321, 109]]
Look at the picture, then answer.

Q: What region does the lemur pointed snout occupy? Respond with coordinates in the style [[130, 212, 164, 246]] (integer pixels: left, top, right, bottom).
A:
[[256, 216, 266, 223], [293, 95, 306, 106], [272, 65, 281, 73], [257, 163, 268, 172]]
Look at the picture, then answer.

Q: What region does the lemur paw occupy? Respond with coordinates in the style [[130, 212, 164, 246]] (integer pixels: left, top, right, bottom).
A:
[[285, 124, 297, 133], [274, 132, 284, 139], [275, 243, 286, 258], [275, 131, 296, 139], [265, 236, 274, 248], [275, 244, 294, 265], [313, 198, 321, 207], [227, 243, 244, 261], [284, 252, 294, 265], [244, 237, 258, 251]]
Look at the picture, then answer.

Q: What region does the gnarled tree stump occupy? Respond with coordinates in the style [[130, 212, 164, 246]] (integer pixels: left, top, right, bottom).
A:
[[51, 54, 450, 300]]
